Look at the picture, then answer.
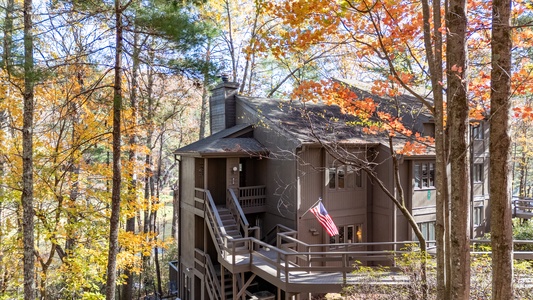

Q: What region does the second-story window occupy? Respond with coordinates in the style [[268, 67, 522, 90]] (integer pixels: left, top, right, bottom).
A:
[[471, 123, 484, 140], [328, 165, 362, 189], [473, 163, 483, 183], [414, 162, 435, 189]]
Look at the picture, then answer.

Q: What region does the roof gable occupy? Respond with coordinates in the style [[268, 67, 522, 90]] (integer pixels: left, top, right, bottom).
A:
[[175, 124, 268, 157]]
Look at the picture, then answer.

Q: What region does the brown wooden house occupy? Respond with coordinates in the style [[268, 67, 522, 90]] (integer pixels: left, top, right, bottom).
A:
[[172, 79, 490, 300]]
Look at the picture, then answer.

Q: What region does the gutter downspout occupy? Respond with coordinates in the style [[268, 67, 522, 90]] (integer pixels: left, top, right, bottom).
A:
[[470, 128, 474, 239], [175, 155, 182, 299]]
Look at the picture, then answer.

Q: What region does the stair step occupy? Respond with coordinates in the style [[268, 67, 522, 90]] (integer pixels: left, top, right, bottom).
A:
[[221, 220, 237, 226], [226, 229, 242, 236], [221, 217, 235, 223], [219, 216, 234, 222]]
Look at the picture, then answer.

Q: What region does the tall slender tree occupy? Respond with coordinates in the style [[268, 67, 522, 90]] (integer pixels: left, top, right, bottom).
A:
[[2, 0, 15, 73], [22, 0, 36, 299], [490, 0, 514, 298], [446, 0, 471, 298], [106, 0, 129, 298], [121, 22, 141, 300], [420, 1, 448, 297]]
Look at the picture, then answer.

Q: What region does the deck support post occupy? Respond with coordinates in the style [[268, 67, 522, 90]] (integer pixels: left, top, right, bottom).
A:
[[232, 273, 237, 300], [236, 273, 256, 299], [220, 265, 225, 299]]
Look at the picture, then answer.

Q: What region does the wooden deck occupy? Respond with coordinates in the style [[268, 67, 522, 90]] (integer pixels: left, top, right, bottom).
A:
[[195, 189, 533, 298], [513, 198, 533, 219], [217, 236, 533, 296], [216, 233, 418, 295]]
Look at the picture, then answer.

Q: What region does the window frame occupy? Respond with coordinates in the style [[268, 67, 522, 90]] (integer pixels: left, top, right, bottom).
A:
[[417, 221, 436, 247], [329, 224, 363, 246], [473, 163, 483, 183], [327, 165, 362, 190], [471, 123, 484, 140], [414, 161, 436, 189], [473, 206, 483, 226]]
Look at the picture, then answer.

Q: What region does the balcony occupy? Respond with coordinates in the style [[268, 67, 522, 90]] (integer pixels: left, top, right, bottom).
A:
[[238, 185, 266, 214]]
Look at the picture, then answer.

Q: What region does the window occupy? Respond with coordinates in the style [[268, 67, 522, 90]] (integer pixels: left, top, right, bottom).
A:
[[471, 124, 484, 140], [414, 162, 435, 189], [328, 168, 336, 189], [330, 224, 363, 245], [347, 166, 362, 188], [338, 168, 345, 188], [473, 206, 483, 226], [423, 123, 435, 137], [473, 164, 483, 183], [327, 165, 362, 189], [417, 221, 436, 246]]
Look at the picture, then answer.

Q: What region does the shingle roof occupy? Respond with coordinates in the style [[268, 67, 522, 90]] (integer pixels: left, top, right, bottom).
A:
[[175, 124, 269, 157], [237, 95, 382, 146], [175, 81, 436, 157]]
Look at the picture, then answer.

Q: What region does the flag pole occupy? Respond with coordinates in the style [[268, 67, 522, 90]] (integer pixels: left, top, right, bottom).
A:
[[299, 197, 322, 219]]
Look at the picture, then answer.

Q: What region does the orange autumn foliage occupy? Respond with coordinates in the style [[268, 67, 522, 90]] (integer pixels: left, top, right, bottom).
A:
[[293, 79, 434, 155]]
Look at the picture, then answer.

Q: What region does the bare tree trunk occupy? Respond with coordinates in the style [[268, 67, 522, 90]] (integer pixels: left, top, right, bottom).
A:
[[388, 138, 428, 297], [420, 1, 449, 298], [154, 133, 164, 296], [22, 1, 36, 299], [239, 0, 261, 94], [446, 0, 470, 299], [121, 24, 140, 300], [200, 40, 212, 139], [172, 182, 179, 241], [141, 49, 155, 297], [2, 0, 14, 73], [106, 0, 124, 298], [224, 0, 237, 80], [490, 0, 514, 298], [518, 151, 526, 197]]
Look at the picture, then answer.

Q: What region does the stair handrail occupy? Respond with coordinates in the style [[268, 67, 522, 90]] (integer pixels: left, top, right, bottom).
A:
[[227, 188, 260, 240], [204, 252, 223, 300], [262, 224, 296, 245], [227, 188, 248, 234], [203, 189, 229, 255]]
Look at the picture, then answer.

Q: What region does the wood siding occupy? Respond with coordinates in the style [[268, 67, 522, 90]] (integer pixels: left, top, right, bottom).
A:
[[298, 147, 326, 244], [180, 157, 199, 277], [237, 101, 300, 232], [371, 145, 394, 246]]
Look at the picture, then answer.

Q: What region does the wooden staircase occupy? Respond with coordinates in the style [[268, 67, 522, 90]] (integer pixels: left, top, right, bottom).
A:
[[214, 206, 255, 300], [214, 267, 235, 300], [201, 189, 261, 300], [217, 206, 243, 240]]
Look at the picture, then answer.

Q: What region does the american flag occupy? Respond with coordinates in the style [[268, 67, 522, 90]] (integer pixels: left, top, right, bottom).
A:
[[310, 202, 339, 236]]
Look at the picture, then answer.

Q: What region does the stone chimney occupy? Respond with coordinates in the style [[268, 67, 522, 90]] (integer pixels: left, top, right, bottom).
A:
[[210, 76, 240, 135]]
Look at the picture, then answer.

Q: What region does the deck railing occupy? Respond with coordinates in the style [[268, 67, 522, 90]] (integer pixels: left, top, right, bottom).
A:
[[195, 188, 228, 256], [238, 185, 266, 209], [228, 189, 260, 241], [205, 252, 223, 300], [223, 237, 533, 286], [244, 238, 412, 284], [196, 188, 533, 289], [512, 197, 533, 218]]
